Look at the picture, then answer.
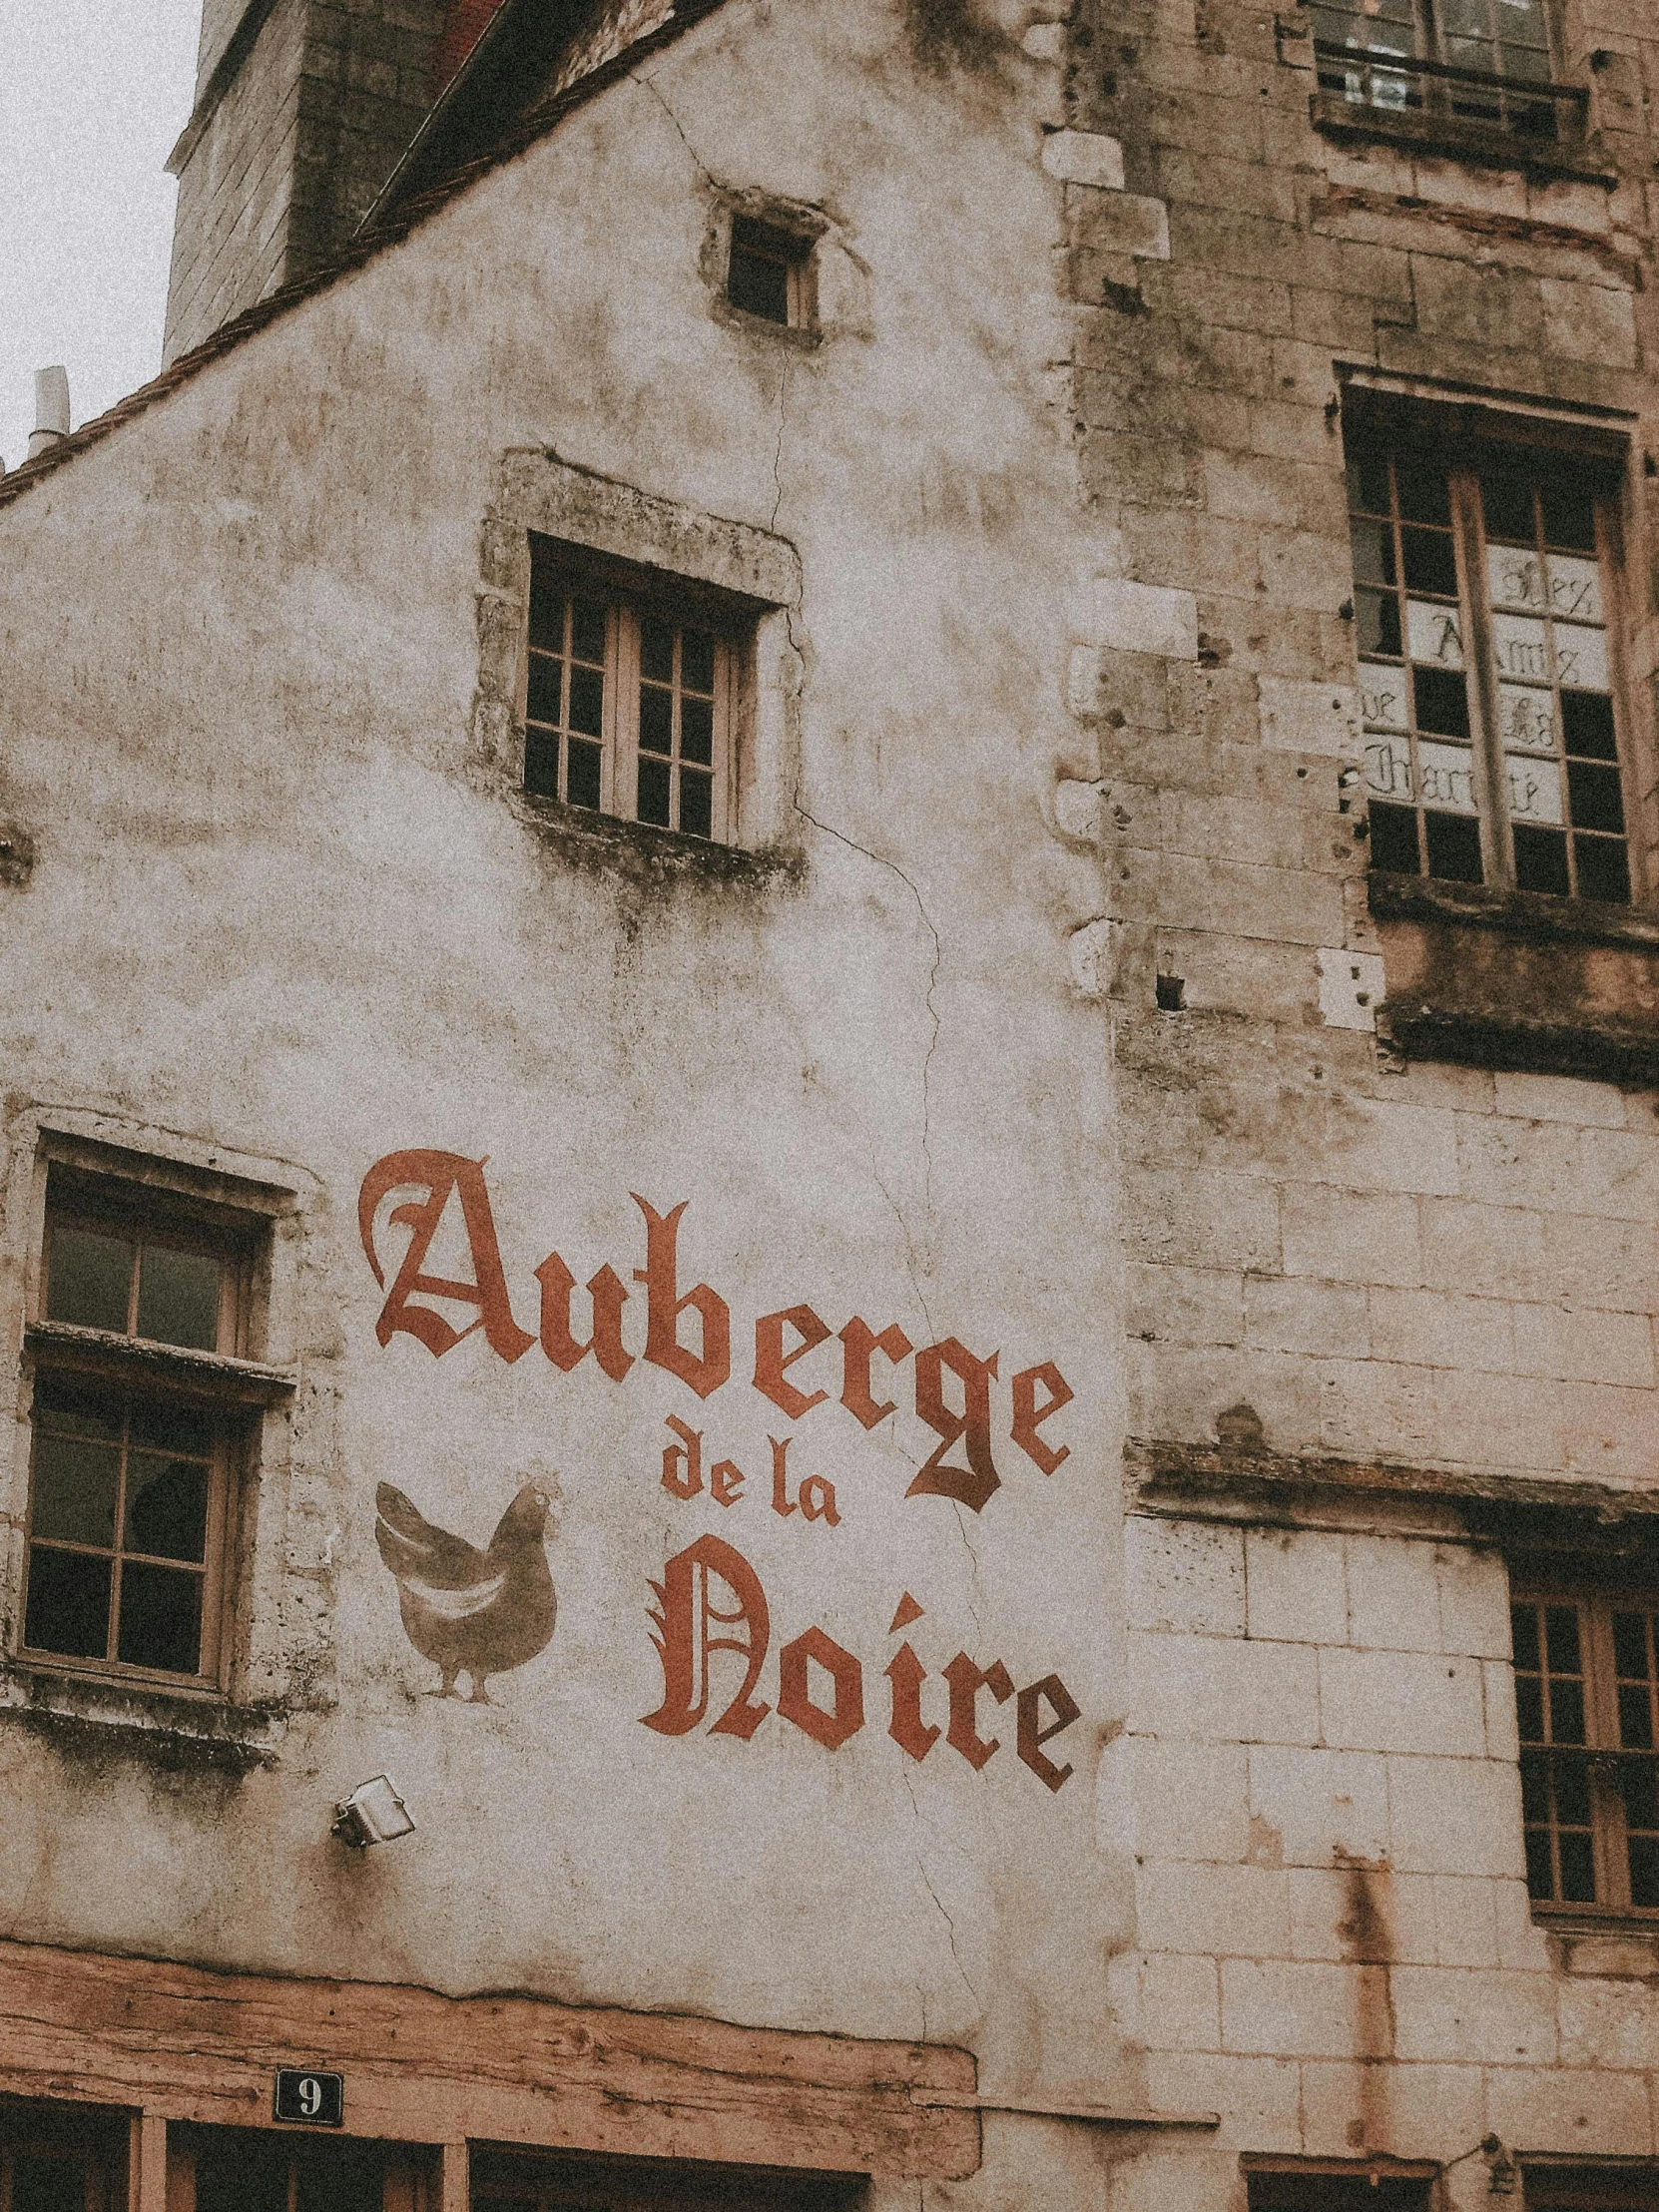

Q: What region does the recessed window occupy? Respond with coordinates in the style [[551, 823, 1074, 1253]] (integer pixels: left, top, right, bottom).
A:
[[1350, 441, 1634, 904], [1307, 0, 1577, 143], [523, 539, 739, 842], [727, 216, 813, 328], [0, 2101, 126, 2212], [1514, 1590, 1659, 1915], [472, 2144, 861, 2211], [1246, 2166, 1434, 2212], [20, 1172, 268, 1689]]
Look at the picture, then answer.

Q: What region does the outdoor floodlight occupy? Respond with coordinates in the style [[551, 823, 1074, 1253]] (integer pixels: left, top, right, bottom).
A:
[[331, 1774, 416, 1848]]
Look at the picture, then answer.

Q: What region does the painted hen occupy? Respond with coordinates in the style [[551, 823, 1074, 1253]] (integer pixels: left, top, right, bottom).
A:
[[374, 1479, 556, 1703]]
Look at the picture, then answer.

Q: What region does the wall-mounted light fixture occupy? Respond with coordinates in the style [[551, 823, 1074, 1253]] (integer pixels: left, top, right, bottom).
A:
[[331, 1775, 416, 1849]]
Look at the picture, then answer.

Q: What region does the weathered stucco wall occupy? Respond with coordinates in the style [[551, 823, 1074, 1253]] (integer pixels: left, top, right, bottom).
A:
[[0, 0, 1147, 2199]]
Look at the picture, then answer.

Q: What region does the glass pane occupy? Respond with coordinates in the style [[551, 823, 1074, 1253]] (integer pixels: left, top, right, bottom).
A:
[[117, 1559, 205, 1674], [1546, 1604, 1582, 1673], [1513, 823, 1569, 895], [1554, 1750, 1590, 1824], [1575, 836, 1630, 905], [130, 1398, 213, 1455], [1614, 1611, 1650, 1680], [31, 1432, 120, 1546], [25, 1545, 112, 1657], [1623, 1759, 1659, 1831], [1541, 484, 1597, 553], [1506, 754, 1564, 828], [137, 1246, 222, 1352], [1520, 1747, 1550, 1821], [1401, 527, 1457, 595], [126, 1452, 210, 1563], [1629, 1834, 1659, 1909], [1395, 459, 1450, 525], [567, 664, 604, 738], [1350, 517, 1393, 586], [681, 629, 716, 694], [1515, 1674, 1544, 1744], [1359, 666, 1408, 730], [570, 598, 607, 664], [1559, 1828, 1596, 1903], [1568, 760, 1624, 834], [1511, 1603, 1540, 1672], [1367, 803, 1418, 871], [524, 728, 558, 799], [1561, 690, 1617, 760], [1486, 542, 1546, 614], [680, 695, 715, 766], [525, 654, 563, 727], [33, 1371, 122, 1439], [1620, 1683, 1655, 1751], [1406, 599, 1464, 669], [11, 2151, 92, 2212], [1417, 741, 1478, 815], [1366, 733, 1412, 803], [1545, 553, 1602, 626], [730, 242, 791, 324], [637, 756, 672, 828], [1481, 473, 1535, 543], [1347, 453, 1391, 514], [566, 739, 602, 812], [1497, 685, 1555, 755], [48, 1225, 133, 1333], [1553, 624, 1609, 695], [527, 574, 566, 653], [1357, 590, 1401, 658], [1412, 667, 1469, 739], [640, 618, 674, 684], [1550, 1677, 1586, 1745], [1524, 1825, 1554, 1900], [1424, 812, 1482, 882], [680, 769, 714, 840], [639, 686, 673, 757], [1491, 612, 1549, 684]]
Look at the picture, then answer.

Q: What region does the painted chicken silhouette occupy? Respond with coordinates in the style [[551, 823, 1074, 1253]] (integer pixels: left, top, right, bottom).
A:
[[374, 1479, 556, 1702]]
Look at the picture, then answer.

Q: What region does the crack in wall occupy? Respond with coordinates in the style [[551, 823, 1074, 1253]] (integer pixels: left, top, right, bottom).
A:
[[902, 1767, 979, 2006], [628, 65, 729, 192]]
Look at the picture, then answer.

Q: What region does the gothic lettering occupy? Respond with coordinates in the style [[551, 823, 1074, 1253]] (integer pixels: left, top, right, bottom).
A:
[[837, 1318, 914, 1429], [1016, 1673, 1080, 1793], [942, 1651, 1014, 1770], [754, 1305, 831, 1419], [535, 1252, 633, 1381], [662, 1416, 702, 1501], [910, 1340, 1001, 1512], [1011, 1362, 1073, 1475], [642, 1534, 772, 1740], [799, 1474, 840, 1525], [632, 1195, 731, 1399], [358, 1150, 534, 1362], [778, 1626, 864, 1750], [885, 1641, 940, 1761]]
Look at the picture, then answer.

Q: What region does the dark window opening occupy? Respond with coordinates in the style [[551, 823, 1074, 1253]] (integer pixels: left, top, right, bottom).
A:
[[728, 217, 813, 328]]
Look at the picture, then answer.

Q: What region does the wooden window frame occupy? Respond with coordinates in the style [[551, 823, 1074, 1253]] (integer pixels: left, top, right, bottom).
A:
[[1303, 0, 1580, 147], [1348, 436, 1643, 908], [15, 1168, 276, 1699], [1513, 1585, 1659, 1924], [521, 540, 742, 847], [726, 215, 818, 332]]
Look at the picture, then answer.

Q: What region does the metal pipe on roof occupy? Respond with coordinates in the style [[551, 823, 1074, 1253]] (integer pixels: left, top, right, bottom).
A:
[[26, 367, 71, 461]]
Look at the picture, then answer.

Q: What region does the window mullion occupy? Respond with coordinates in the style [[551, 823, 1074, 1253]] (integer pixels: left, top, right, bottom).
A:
[[1587, 1599, 1633, 1909], [613, 608, 638, 825], [1449, 467, 1511, 889]]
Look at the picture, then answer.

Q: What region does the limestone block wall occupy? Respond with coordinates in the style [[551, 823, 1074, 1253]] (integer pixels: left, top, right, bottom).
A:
[[1111, 1513, 1659, 2197]]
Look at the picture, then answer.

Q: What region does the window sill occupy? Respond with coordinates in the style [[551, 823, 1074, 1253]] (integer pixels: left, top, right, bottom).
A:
[[513, 787, 802, 895], [1311, 92, 1615, 184], [0, 1668, 280, 1773], [1367, 872, 1659, 1084], [25, 1319, 298, 1403]]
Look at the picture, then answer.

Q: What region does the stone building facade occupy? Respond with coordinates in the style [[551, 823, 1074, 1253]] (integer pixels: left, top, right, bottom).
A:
[[0, 0, 1657, 2207]]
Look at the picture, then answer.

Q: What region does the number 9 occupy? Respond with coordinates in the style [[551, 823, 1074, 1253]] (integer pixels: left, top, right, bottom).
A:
[[298, 2078, 321, 2119]]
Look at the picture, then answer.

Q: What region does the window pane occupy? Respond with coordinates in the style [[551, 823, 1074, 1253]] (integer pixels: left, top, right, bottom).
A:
[[570, 598, 607, 664], [25, 1545, 112, 1657], [117, 1559, 205, 1674], [524, 729, 558, 799], [1575, 836, 1630, 904], [637, 756, 672, 828], [1347, 453, 1391, 514], [1544, 1601, 1579, 1670], [1515, 1674, 1544, 1743], [639, 686, 673, 757], [1513, 823, 1569, 895], [1558, 1827, 1596, 1903], [1620, 1682, 1655, 1750], [130, 1398, 213, 1455], [567, 664, 604, 738], [34, 1371, 122, 1439], [1367, 803, 1418, 871], [1561, 690, 1617, 760], [1419, 741, 1477, 814], [1506, 753, 1563, 828], [681, 629, 716, 693], [30, 1432, 120, 1546], [1523, 1824, 1554, 1900], [1511, 1602, 1540, 1672], [1629, 1834, 1659, 1909], [136, 1247, 223, 1352], [1482, 473, 1535, 542], [1357, 590, 1402, 658], [525, 654, 563, 726], [527, 574, 566, 652], [48, 1225, 133, 1333], [1406, 599, 1464, 669], [1401, 527, 1457, 595], [640, 618, 674, 684], [126, 1452, 210, 1563], [1395, 458, 1450, 525], [566, 739, 602, 812], [1520, 1747, 1550, 1822], [680, 694, 715, 766], [729, 242, 791, 323], [1567, 761, 1624, 833], [1554, 623, 1609, 694], [1412, 667, 1469, 739], [1541, 485, 1597, 553], [1623, 1760, 1659, 1832], [1423, 811, 1482, 882], [680, 769, 714, 840], [1549, 1676, 1586, 1745], [1614, 1610, 1650, 1679], [12, 2151, 93, 2212], [1545, 553, 1602, 626], [1555, 1751, 1591, 1824]]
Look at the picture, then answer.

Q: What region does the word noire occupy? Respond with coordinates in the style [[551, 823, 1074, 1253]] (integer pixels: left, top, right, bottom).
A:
[[359, 1151, 1074, 1514]]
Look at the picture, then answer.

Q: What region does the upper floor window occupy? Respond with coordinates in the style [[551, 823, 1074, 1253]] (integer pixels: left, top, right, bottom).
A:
[[1309, 0, 1581, 145], [1514, 1590, 1659, 1916], [727, 215, 816, 330], [1350, 441, 1635, 905], [523, 538, 739, 843], [19, 1166, 273, 1690]]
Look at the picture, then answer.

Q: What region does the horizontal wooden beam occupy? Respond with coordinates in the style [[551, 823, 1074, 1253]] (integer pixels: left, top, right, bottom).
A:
[[909, 2089, 1218, 2128], [0, 1938, 978, 2182]]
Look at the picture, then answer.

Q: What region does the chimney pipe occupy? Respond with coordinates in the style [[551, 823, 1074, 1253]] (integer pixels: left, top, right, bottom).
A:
[[27, 366, 71, 460]]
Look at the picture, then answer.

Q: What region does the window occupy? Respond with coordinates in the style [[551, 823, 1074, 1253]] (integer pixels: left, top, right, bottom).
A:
[[471, 2147, 860, 2212], [523, 540, 738, 842], [1514, 1591, 1659, 1914], [1350, 441, 1634, 905], [19, 1167, 270, 1689], [1525, 2171, 1659, 2211], [727, 216, 814, 328], [1245, 2165, 1434, 2212], [1308, 0, 1580, 143], [179, 2124, 412, 2212], [0, 2100, 125, 2212]]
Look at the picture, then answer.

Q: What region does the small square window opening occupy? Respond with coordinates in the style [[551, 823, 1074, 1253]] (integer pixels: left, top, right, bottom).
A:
[[727, 216, 813, 328]]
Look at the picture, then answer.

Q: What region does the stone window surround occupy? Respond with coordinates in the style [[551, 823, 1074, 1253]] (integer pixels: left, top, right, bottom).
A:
[[475, 451, 804, 868]]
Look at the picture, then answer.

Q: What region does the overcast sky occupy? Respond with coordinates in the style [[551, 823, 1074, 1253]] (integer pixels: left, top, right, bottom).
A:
[[0, 1, 200, 474]]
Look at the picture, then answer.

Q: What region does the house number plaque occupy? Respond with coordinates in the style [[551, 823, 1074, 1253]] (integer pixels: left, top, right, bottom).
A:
[[274, 2069, 345, 2126]]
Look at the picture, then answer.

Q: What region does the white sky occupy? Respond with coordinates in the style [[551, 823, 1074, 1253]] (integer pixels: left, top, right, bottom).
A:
[[0, 1, 201, 474]]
